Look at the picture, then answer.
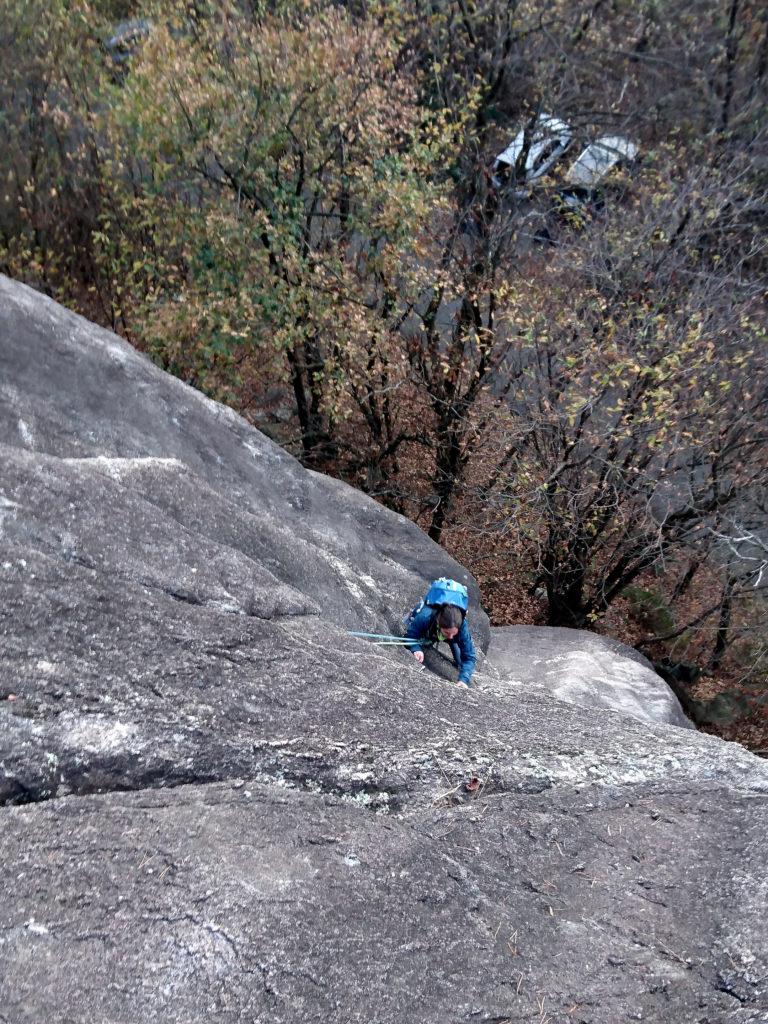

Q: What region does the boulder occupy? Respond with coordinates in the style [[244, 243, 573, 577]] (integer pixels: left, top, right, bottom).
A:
[[485, 626, 693, 729], [1, 275, 767, 1023]]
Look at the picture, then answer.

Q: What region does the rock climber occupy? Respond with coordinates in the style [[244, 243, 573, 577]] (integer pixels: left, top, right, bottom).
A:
[[405, 578, 477, 688]]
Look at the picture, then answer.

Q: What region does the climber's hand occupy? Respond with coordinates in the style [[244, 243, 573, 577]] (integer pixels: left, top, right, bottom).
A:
[[412, 650, 424, 664]]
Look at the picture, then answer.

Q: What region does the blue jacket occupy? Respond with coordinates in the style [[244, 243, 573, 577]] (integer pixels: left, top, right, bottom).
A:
[[405, 606, 477, 686]]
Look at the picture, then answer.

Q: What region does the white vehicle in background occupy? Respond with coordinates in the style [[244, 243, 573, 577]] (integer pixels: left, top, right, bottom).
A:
[[104, 19, 153, 65], [561, 135, 639, 206], [490, 121, 639, 249], [492, 115, 573, 190]]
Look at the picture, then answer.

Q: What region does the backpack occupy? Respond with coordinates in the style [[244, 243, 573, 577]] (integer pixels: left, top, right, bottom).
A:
[[404, 577, 469, 628]]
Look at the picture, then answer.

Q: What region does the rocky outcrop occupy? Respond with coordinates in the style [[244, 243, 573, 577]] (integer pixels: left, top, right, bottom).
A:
[[485, 626, 693, 729], [1, 276, 767, 1023]]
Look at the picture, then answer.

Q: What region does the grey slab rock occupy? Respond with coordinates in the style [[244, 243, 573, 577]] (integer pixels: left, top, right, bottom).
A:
[[486, 626, 693, 729], [0, 275, 487, 644], [1, 275, 768, 1023], [2, 782, 767, 1024]]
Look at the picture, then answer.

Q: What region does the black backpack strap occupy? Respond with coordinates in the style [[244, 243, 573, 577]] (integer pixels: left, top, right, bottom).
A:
[[427, 608, 442, 643]]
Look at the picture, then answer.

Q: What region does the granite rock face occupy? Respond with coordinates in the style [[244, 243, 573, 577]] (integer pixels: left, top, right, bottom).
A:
[[1, 275, 767, 1024], [0, 276, 486, 640], [485, 626, 693, 729]]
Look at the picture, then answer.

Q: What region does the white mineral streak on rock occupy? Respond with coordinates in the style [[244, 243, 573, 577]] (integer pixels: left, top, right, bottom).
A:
[[543, 649, 668, 719], [243, 440, 262, 459], [24, 919, 50, 936], [207, 598, 245, 615], [485, 625, 692, 729], [17, 419, 34, 447], [62, 455, 185, 480], [59, 715, 141, 755], [317, 549, 374, 604], [380, 554, 416, 579], [0, 493, 19, 538]]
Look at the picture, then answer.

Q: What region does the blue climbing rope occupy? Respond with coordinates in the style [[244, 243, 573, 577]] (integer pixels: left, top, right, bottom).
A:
[[348, 631, 418, 646]]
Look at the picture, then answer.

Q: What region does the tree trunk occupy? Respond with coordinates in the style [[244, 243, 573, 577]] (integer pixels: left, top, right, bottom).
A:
[[428, 426, 463, 542], [709, 577, 735, 670], [546, 584, 589, 628]]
